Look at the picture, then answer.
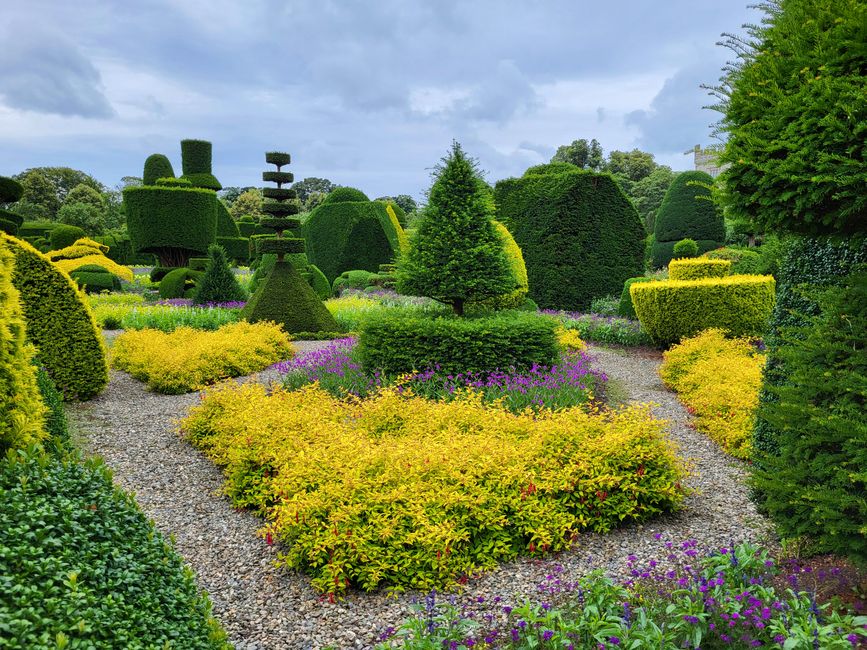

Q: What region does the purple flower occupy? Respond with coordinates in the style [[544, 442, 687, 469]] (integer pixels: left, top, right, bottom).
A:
[[542, 630, 553, 641], [609, 636, 621, 645]]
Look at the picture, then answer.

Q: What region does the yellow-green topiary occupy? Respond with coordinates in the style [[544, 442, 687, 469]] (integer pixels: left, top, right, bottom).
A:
[[1, 233, 108, 400], [630, 275, 775, 346], [0, 239, 47, 451], [474, 221, 530, 310], [668, 258, 731, 281], [385, 203, 409, 255], [47, 238, 135, 283], [660, 329, 765, 459]]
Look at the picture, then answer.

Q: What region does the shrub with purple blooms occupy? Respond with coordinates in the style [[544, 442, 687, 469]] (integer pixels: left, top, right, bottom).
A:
[[376, 538, 867, 649]]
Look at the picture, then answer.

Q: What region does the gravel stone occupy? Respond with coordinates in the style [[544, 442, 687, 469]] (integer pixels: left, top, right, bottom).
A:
[[66, 339, 776, 649]]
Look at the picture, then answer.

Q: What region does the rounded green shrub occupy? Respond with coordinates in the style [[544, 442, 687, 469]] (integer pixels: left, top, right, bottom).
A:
[[70, 264, 121, 293], [2, 233, 108, 400], [332, 269, 376, 294], [150, 266, 177, 283], [630, 275, 775, 346], [494, 166, 645, 311], [142, 154, 176, 186], [668, 258, 731, 281], [0, 239, 47, 452], [323, 186, 369, 204], [673, 238, 699, 258], [617, 276, 653, 319], [180, 139, 221, 190], [159, 268, 203, 299], [0, 176, 24, 203], [652, 171, 724, 268], [50, 225, 86, 250], [704, 247, 762, 275], [192, 244, 246, 305], [216, 236, 249, 264]]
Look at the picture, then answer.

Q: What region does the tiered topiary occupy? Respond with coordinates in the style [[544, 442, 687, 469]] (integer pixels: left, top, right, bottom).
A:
[[0, 238, 47, 452], [651, 171, 724, 268], [191, 244, 246, 305], [1, 233, 108, 401], [241, 152, 339, 334], [304, 186, 409, 284], [494, 165, 645, 311], [0, 176, 25, 236]]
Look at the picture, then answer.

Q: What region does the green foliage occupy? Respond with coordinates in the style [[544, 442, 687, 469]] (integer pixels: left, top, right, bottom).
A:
[[715, 0, 867, 236], [704, 246, 763, 275], [631, 275, 775, 346], [57, 203, 105, 235], [0, 176, 24, 203], [652, 171, 724, 268], [34, 362, 69, 454], [550, 138, 603, 170], [0, 449, 231, 649], [672, 238, 698, 258], [618, 277, 652, 318], [265, 151, 291, 166], [17, 221, 55, 239], [290, 177, 335, 203], [62, 184, 104, 211], [398, 143, 512, 316], [155, 177, 192, 187], [70, 265, 121, 293], [323, 186, 369, 204], [752, 270, 867, 564], [305, 196, 407, 283], [180, 139, 221, 190], [214, 201, 239, 238], [123, 185, 217, 267], [332, 269, 377, 294], [605, 148, 657, 182], [628, 166, 678, 233], [142, 154, 176, 186], [17, 170, 60, 220], [50, 224, 86, 250], [2, 234, 108, 401], [305, 264, 332, 300], [668, 258, 731, 281], [494, 165, 646, 311], [0, 241, 47, 452], [159, 267, 203, 299], [473, 221, 529, 310], [228, 188, 263, 220], [215, 236, 249, 264], [357, 312, 558, 376], [192, 244, 246, 305], [241, 261, 339, 334]]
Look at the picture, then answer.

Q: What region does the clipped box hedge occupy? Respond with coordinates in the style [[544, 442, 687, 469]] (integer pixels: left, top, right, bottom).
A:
[[668, 258, 731, 281], [357, 312, 559, 376], [630, 275, 775, 346]]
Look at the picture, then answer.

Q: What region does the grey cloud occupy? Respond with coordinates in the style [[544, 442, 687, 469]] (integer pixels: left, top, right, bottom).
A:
[[455, 60, 538, 123], [0, 24, 114, 118]]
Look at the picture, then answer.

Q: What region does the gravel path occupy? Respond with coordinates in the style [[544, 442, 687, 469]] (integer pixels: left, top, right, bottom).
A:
[[67, 340, 775, 650]]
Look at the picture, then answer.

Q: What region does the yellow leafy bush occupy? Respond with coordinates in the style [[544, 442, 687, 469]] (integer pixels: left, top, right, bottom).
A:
[[660, 329, 765, 459], [111, 321, 293, 394], [668, 257, 731, 281], [48, 238, 134, 282], [180, 383, 687, 594], [556, 327, 586, 352]]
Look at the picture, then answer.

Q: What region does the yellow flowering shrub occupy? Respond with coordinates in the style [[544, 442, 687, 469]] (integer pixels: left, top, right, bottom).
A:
[[47, 239, 134, 282], [180, 384, 687, 594], [111, 321, 293, 394], [556, 327, 586, 353], [660, 329, 765, 459]]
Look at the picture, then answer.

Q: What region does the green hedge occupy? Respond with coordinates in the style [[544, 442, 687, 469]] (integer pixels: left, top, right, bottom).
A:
[[155, 177, 191, 187], [323, 186, 369, 204], [159, 267, 203, 299], [3, 234, 108, 401], [34, 362, 69, 454], [180, 140, 221, 190], [304, 200, 407, 283], [17, 221, 55, 240], [668, 258, 731, 281], [652, 171, 724, 268], [704, 247, 762, 275], [142, 154, 175, 186], [631, 275, 775, 346], [332, 269, 376, 294], [0, 450, 230, 649], [0, 175, 24, 203], [123, 186, 217, 266], [493, 167, 645, 311], [356, 312, 559, 376], [92, 234, 154, 266], [215, 201, 239, 237], [618, 276, 652, 318], [70, 264, 121, 293], [216, 236, 250, 264], [50, 225, 85, 250], [259, 237, 305, 256]]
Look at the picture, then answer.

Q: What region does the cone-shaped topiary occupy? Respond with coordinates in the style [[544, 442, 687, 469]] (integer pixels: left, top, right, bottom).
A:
[[0, 238, 47, 452], [651, 171, 724, 268], [143, 154, 176, 186], [1, 233, 108, 401], [191, 244, 246, 305], [241, 151, 339, 334], [398, 142, 513, 316]]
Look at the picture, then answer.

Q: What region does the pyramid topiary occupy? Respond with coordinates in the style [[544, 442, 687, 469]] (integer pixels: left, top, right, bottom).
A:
[[0, 176, 25, 236], [191, 244, 246, 305], [241, 152, 338, 334], [651, 171, 724, 268]]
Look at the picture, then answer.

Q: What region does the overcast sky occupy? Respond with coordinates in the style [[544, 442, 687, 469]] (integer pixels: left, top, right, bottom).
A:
[[0, 0, 760, 200]]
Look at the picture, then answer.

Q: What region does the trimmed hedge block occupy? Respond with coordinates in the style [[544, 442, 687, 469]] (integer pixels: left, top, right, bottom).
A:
[[216, 236, 250, 264], [258, 238, 305, 256], [265, 152, 291, 166], [262, 201, 300, 217], [263, 187, 296, 201], [50, 225, 86, 250], [0, 176, 24, 203], [668, 258, 731, 281], [155, 177, 191, 187], [2, 233, 108, 400], [260, 217, 301, 231], [357, 312, 559, 376], [631, 275, 775, 346], [618, 276, 653, 319], [70, 265, 121, 293]]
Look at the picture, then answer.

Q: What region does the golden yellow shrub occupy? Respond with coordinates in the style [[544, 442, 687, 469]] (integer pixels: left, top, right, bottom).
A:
[[660, 329, 765, 459], [556, 327, 586, 353], [111, 321, 293, 394], [180, 383, 687, 594]]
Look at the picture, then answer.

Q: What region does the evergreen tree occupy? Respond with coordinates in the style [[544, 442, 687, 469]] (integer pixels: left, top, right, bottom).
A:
[[191, 244, 246, 305], [398, 142, 512, 316]]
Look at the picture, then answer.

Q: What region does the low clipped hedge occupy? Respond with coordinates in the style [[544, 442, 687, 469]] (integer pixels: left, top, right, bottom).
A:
[[668, 258, 731, 281], [69, 264, 121, 293], [2, 234, 108, 401], [181, 382, 687, 594], [0, 450, 230, 649], [357, 312, 559, 376], [704, 247, 762, 275], [630, 275, 775, 346]]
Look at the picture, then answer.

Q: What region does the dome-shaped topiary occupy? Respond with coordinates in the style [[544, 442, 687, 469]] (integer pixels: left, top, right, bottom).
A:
[[322, 186, 370, 204], [69, 264, 122, 293], [652, 171, 724, 268], [522, 162, 578, 177], [1, 233, 108, 401], [50, 225, 86, 250], [143, 154, 176, 186]]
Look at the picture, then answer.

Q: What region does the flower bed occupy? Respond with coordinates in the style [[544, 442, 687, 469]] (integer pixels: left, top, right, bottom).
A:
[[542, 310, 652, 347], [180, 383, 686, 594]]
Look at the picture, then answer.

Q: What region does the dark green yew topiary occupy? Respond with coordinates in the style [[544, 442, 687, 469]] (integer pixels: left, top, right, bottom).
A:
[[70, 264, 121, 293], [618, 276, 652, 319], [191, 244, 246, 305], [159, 268, 203, 299], [142, 154, 175, 186], [50, 225, 86, 250], [651, 171, 723, 268], [0, 176, 24, 236], [180, 140, 221, 190], [323, 186, 369, 204], [494, 165, 646, 311]]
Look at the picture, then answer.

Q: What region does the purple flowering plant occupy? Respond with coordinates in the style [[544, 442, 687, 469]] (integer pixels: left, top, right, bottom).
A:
[[541, 310, 652, 347]]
